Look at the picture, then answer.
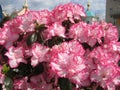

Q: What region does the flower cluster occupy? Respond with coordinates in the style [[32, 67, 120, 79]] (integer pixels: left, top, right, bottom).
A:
[[0, 2, 120, 90]]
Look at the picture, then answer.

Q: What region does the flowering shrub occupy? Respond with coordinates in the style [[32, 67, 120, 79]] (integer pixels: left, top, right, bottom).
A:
[[0, 2, 120, 90]]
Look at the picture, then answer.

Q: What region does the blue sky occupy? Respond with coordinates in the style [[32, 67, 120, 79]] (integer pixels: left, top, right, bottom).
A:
[[0, 0, 106, 20]]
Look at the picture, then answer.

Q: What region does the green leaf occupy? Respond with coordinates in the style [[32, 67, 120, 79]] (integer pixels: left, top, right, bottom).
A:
[[62, 20, 72, 33], [45, 36, 64, 48], [4, 76, 13, 90], [26, 33, 38, 46], [32, 63, 44, 75], [58, 78, 73, 90], [17, 63, 32, 77], [39, 24, 46, 28], [2, 64, 10, 74], [35, 24, 47, 33]]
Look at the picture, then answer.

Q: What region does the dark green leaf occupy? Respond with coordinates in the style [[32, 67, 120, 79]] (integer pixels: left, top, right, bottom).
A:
[[37, 34, 44, 44], [2, 64, 10, 74], [4, 76, 13, 90], [35, 24, 47, 33], [118, 60, 120, 67], [6, 68, 19, 78], [74, 19, 80, 23], [0, 84, 2, 90], [45, 36, 64, 48], [17, 63, 32, 77], [32, 63, 44, 75], [58, 78, 72, 90], [17, 33, 24, 41], [81, 43, 92, 50], [62, 20, 73, 33], [26, 33, 37, 46], [96, 86, 103, 90]]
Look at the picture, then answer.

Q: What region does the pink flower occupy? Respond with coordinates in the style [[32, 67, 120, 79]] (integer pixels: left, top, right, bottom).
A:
[[89, 44, 120, 89], [29, 74, 53, 90], [19, 12, 35, 33], [0, 28, 7, 45], [31, 43, 49, 67], [105, 42, 120, 53], [68, 22, 105, 47], [43, 22, 65, 40], [91, 64, 120, 89], [101, 21, 118, 44], [68, 22, 88, 42], [13, 75, 54, 90], [50, 40, 90, 86], [13, 77, 28, 90], [0, 3, 120, 89], [52, 3, 86, 23], [5, 46, 26, 68], [89, 45, 120, 66], [0, 27, 19, 49], [31, 10, 52, 25], [4, 16, 22, 34], [18, 10, 52, 33], [87, 23, 104, 46]]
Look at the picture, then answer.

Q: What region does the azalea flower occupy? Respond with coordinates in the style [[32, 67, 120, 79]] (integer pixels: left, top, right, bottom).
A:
[[43, 22, 66, 40], [0, 2, 120, 90], [0, 27, 19, 49], [50, 40, 90, 86], [91, 64, 120, 90], [31, 43, 49, 67], [52, 3, 86, 23], [5, 46, 26, 68]]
